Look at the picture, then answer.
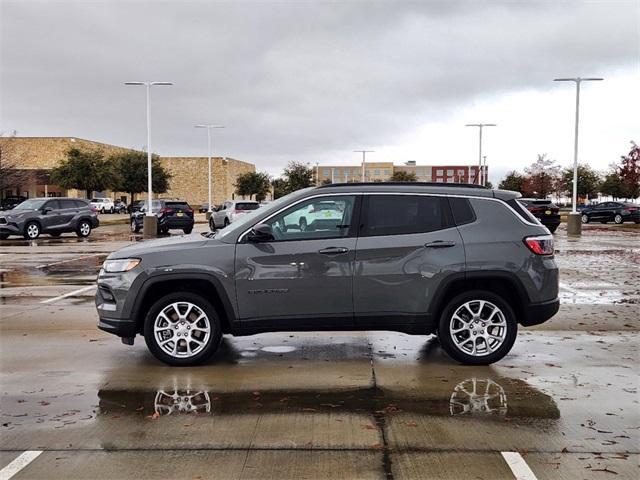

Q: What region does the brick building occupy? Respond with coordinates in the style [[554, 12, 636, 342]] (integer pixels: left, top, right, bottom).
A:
[[0, 137, 255, 207], [315, 161, 483, 184]]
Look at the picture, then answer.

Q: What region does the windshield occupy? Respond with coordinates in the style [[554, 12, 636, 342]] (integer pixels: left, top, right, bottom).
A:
[[14, 199, 48, 210], [215, 188, 314, 242]]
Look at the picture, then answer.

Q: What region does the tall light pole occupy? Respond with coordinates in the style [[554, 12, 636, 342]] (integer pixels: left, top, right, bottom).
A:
[[465, 123, 496, 185], [354, 150, 374, 182], [195, 124, 225, 218], [482, 155, 488, 186], [554, 77, 603, 236], [125, 81, 172, 237], [315, 162, 319, 186]]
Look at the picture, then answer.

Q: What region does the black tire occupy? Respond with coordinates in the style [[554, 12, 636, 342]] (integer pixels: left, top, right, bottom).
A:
[[143, 292, 222, 366], [131, 219, 141, 233], [76, 219, 92, 237], [0, 233, 9, 240], [547, 225, 558, 233], [209, 217, 216, 231], [581, 214, 589, 224], [183, 227, 193, 234], [614, 214, 623, 224], [160, 227, 169, 235], [299, 217, 307, 231], [101, 207, 105, 214], [437, 290, 518, 365], [109, 207, 114, 214], [223, 218, 230, 228], [23, 221, 40, 240]]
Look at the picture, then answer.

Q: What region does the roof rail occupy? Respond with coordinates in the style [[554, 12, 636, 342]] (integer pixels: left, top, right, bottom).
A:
[[317, 182, 488, 189]]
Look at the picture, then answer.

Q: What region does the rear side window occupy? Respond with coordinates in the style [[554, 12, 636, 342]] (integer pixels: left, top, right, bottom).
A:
[[60, 199, 77, 209], [166, 201, 190, 211], [507, 199, 539, 224], [448, 198, 476, 226], [235, 203, 259, 211], [74, 200, 89, 208], [362, 195, 449, 236]]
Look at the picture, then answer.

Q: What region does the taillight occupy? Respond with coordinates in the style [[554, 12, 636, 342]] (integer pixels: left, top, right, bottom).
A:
[[159, 207, 173, 216], [529, 206, 545, 213], [524, 235, 554, 255], [186, 208, 193, 215], [623, 208, 636, 214]]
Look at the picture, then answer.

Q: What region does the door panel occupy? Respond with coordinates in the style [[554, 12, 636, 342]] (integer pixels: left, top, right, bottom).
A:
[[234, 195, 358, 327], [354, 227, 464, 325], [41, 200, 65, 231], [353, 194, 465, 328], [235, 238, 356, 323]]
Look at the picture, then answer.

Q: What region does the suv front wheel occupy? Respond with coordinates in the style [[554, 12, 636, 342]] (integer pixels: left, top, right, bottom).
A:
[[438, 290, 517, 365], [143, 292, 222, 366]]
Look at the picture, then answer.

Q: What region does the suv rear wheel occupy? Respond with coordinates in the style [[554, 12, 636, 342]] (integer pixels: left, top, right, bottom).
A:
[[438, 290, 517, 365], [143, 292, 222, 366]]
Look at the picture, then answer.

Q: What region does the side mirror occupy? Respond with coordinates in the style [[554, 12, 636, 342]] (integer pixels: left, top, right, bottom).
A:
[[248, 224, 274, 242], [42, 207, 53, 214]]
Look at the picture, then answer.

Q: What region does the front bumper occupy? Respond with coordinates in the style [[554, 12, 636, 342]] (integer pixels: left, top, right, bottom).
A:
[[520, 298, 560, 326], [0, 224, 21, 235]]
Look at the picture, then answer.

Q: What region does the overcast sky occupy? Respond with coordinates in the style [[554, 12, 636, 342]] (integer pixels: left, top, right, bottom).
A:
[[1, 0, 638, 182]]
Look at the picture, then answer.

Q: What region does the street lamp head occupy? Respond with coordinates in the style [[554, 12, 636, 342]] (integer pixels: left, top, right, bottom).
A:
[[124, 81, 145, 85], [150, 82, 173, 86]]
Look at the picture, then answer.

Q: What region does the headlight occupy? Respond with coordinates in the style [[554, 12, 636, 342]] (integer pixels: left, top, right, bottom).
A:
[[102, 258, 141, 273]]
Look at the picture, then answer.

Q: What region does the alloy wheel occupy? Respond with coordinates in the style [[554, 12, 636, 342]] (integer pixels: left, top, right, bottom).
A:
[[581, 215, 589, 224], [614, 214, 623, 224], [449, 300, 507, 357], [79, 222, 91, 236], [153, 302, 211, 358], [26, 223, 40, 239]]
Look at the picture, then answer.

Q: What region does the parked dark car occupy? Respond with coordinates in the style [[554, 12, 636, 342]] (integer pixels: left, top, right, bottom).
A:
[[130, 199, 194, 234], [114, 200, 128, 214], [0, 197, 99, 240], [518, 198, 561, 233], [0, 196, 27, 211], [581, 201, 640, 224], [128, 200, 145, 214], [198, 203, 210, 213], [97, 183, 559, 366]]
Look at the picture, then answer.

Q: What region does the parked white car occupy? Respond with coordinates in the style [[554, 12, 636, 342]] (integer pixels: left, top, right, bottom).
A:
[[209, 200, 260, 230], [90, 198, 115, 213], [282, 200, 344, 231]]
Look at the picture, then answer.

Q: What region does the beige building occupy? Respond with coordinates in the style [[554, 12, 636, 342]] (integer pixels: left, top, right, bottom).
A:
[[0, 137, 255, 207]]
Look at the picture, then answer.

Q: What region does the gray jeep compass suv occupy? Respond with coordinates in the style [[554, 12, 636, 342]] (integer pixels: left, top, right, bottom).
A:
[[96, 183, 559, 366]]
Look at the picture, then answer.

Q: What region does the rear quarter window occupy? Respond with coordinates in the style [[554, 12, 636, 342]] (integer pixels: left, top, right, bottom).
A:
[[507, 199, 540, 224], [448, 197, 476, 226]]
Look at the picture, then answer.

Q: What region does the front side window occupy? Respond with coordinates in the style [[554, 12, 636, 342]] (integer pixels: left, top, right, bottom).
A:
[[263, 195, 356, 241], [362, 195, 448, 236]]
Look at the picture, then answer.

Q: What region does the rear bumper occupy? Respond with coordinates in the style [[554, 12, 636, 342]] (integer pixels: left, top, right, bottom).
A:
[[538, 215, 561, 228], [520, 298, 560, 327]]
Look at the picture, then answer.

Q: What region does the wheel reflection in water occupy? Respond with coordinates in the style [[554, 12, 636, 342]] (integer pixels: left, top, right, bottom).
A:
[[154, 389, 211, 416], [449, 378, 507, 416]]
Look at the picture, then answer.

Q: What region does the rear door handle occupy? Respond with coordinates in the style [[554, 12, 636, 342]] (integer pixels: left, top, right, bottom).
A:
[[318, 247, 349, 255], [424, 241, 456, 248]]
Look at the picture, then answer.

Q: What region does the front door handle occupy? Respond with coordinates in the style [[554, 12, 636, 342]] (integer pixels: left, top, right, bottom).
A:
[[318, 247, 349, 255], [424, 241, 456, 248]]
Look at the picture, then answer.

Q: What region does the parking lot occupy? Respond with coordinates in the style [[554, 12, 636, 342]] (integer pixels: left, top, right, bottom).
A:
[[0, 222, 638, 479]]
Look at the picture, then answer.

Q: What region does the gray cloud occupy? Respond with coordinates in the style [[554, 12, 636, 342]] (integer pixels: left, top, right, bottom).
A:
[[1, 0, 637, 174]]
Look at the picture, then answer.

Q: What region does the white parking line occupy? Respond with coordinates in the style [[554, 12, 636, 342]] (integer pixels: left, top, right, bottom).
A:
[[0, 451, 42, 480], [501, 452, 538, 480], [40, 285, 96, 304]]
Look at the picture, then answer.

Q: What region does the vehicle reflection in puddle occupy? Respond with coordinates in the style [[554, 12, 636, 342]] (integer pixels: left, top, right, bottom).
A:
[[97, 377, 559, 420]]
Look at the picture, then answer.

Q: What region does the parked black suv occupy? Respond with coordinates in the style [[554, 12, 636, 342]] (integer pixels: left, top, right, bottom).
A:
[[130, 199, 195, 234], [518, 199, 561, 233], [0, 197, 99, 239], [97, 183, 559, 366]]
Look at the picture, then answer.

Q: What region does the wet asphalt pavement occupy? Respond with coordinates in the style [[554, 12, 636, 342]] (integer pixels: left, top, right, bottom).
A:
[[0, 221, 638, 479]]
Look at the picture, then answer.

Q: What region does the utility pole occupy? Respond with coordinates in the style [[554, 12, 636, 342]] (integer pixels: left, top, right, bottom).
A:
[[354, 150, 374, 183], [482, 155, 488, 186], [125, 81, 173, 237], [554, 76, 603, 236], [195, 124, 225, 219], [465, 124, 496, 185]]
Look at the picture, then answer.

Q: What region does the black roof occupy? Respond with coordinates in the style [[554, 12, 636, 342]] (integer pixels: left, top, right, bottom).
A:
[[317, 182, 487, 189]]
